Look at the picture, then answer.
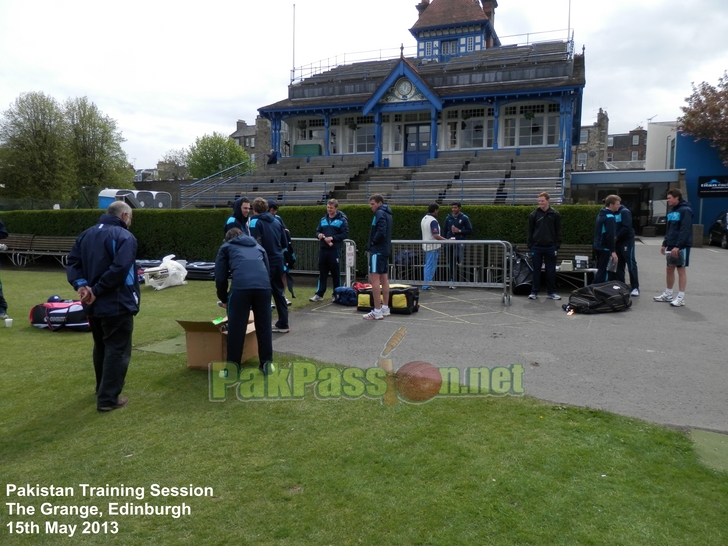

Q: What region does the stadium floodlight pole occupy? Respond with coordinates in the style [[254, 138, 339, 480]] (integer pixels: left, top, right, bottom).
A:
[[567, 0, 571, 41], [292, 4, 296, 82]]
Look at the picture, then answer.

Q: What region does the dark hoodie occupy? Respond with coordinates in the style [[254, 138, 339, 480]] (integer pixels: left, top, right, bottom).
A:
[[224, 198, 250, 237], [249, 212, 287, 267], [368, 204, 393, 256], [214, 234, 270, 302], [593, 207, 616, 252], [316, 210, 349, 251], [663, 198, 693, 249]]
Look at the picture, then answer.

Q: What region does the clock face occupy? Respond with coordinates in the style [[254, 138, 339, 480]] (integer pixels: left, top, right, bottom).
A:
[[396, 79, 413, 96]]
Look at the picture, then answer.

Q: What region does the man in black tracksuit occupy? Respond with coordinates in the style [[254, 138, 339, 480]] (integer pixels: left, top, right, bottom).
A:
[[615, 201, 640, 296], [593, 195, 620, 284], [249, 198, 289, 332], [526, 192, 562, 300], [311, 199, 349, 301]]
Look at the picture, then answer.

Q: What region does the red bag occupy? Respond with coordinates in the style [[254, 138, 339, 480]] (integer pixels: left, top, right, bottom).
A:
[[29, 301, 91, 332]]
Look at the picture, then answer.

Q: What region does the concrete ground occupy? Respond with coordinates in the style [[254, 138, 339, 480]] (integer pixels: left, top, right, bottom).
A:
[[273, 237, 728, 434]]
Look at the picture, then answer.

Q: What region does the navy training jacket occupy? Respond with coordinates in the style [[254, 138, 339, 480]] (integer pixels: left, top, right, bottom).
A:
[[214, 235, 270, 302], [66, 214, 140, 317], [368, 204, 393, 256], [316, 210, 349, 251]]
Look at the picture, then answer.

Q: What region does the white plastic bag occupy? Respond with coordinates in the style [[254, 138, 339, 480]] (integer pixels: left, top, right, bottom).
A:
[[146, 254, 188, 290]]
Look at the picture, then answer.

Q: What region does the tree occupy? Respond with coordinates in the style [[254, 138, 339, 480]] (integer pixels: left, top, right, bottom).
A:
[[158, 148, 189, 180], [0, 92, 75, 199], [678, 71, 728, 167], [65, 96, 132, 191], [186, 132, 250, 179]]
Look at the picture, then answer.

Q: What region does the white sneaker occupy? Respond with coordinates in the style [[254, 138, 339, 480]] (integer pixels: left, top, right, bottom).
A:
[[528, 293, 538, 300], [381, 305, 391, 317], [630, 288, 640, 297], [653, 292, 673, 302], [670, 296, 685, 307], [547, 293, 561, 300], [363, 310, 383, 320], [309, 294, 324, 302]]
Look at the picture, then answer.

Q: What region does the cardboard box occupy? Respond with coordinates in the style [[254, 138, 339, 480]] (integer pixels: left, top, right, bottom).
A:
[[176, 314, 257, 370], [560, 260, 574, 272]]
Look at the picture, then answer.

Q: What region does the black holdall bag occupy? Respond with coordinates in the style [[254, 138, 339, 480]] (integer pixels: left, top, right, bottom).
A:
[[562, 281, 632, 314]]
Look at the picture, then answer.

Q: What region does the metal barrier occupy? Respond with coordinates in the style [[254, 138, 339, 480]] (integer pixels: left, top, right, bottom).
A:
[[389, 239, 513, 305], [290, 238, 357, 287]]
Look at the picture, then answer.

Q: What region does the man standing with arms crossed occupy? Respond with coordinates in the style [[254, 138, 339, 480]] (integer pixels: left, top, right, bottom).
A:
[[654, 188, 693, 307], [443, 202, 473, 288], [363, 194, 393, 320], [526, 192, 562, 300], [310, 199, 349, 302], [66, 202, 139, 412], [420, 203, 446, 290]]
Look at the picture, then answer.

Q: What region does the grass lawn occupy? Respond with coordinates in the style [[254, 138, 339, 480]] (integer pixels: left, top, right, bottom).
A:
[[1, 267, 727, 545]]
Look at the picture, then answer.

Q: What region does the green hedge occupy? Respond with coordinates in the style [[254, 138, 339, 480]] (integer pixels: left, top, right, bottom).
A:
[[1, 205, 600, 270]]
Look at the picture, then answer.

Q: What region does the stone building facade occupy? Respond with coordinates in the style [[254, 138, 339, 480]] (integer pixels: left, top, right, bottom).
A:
[[573, 108, 609, 171], [230, 116, 276, 168]]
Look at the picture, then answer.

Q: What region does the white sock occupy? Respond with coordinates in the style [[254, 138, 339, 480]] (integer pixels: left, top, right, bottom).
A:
[[665, 289, 673, 295], [677, 292, 685, 299]]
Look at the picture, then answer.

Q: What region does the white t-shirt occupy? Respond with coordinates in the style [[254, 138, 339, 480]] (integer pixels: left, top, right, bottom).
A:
[[420, 214, 442, 252]]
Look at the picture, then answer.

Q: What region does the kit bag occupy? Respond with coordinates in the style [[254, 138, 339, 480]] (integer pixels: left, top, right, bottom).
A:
[[356, 284, 420, 314], [30, 301, 91, 332], [563, 281, 632, 314], [333, 286, 357, 306], [185, 262, 216, 281]]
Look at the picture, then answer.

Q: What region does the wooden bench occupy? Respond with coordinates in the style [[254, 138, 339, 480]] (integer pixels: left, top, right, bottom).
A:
[[30, 236, 78, 266], [0, 234, 35, 266]]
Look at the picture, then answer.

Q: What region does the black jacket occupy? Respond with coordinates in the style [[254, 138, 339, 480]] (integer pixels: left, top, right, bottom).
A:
[[443, 212, 473, 240], [593, 207, 617, 252], [615, 205, 635, 242], [215, 235, 270, 302], [249, 212, 287, 268], [66, 214, 140, 317], [316, 210, 349, 251], [368, 204, 393, 256], [224, 198, 250, 236], [527, 207, 562, 248], [663, 199, 693, 249]]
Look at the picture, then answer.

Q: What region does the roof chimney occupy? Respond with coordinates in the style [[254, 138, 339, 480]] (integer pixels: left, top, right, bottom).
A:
[[415, 0, 430, 17]]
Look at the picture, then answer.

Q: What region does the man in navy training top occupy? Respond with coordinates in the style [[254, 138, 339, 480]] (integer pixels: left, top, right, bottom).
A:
[[364, 194, 393, 320], [443, 202, 473, 288], [653, 188, 693, 307], [249, 197, 290, 332], [310, 199, 349, 302], [224, 197, 251, 237], [592, 195, 619, 284], [614, 196, 640, 297]]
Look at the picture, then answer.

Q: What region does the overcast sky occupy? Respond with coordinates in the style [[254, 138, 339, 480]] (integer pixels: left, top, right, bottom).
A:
[[1, 0, 726, 168]]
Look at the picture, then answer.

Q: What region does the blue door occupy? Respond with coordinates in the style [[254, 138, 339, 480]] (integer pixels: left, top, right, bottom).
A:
[[404, 124, 430, 167]]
